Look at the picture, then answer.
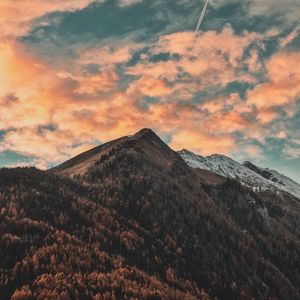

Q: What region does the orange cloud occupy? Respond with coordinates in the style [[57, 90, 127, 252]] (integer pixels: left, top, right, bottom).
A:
[[78, 42, 142, 67], [127, 60, 179, 82], [247, 51, 300, 109], [0, 128, 72, 161], [207, 111, 251, 133], [201, 93, 241, 113], [257, 109, 280, 124], [0, 127, 101, 166], [127, 76, 172, 98], [127, 28, 261, 101], [153, 27, 259, 62], [75, 70, 119, 95], [0, 42, 61, 129], [170, 129, 236, 156]]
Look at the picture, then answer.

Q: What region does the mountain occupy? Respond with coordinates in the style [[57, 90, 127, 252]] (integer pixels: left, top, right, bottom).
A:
[[1, 129, 300, 300], [54, 128, 180, 177], [179, 149, 300, 200]]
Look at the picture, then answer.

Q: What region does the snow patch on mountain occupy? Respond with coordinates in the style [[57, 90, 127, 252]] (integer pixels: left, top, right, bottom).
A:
[[179, 149, 300, 200], [244, 162, 300, 200]]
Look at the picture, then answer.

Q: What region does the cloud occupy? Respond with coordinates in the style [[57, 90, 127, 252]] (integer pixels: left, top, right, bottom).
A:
[[247, 50, 300, 109], [0, 0, 98, 38], [127, 27, 262, 100], [0, 42, 61, 129], [248, 0, 300, 24], [78, 41, 142, 66], [212, 0, 300, 26], [170, 129, 236, 155], [256, 109, 280, 124], [118, 0, 143, 7], [74, 70, 120, 95], [279, 27, 300, 48], [0, 128, 72, 162], [127, 76, 172, 98], [0, 128, 98, 169], [283, 144, 300, 159]]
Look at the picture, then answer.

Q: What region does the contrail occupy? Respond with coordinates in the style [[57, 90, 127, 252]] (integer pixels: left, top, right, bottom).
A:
[[195, 0, 209, 37]]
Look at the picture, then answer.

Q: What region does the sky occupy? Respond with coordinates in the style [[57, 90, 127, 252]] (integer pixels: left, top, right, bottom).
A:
[[0, 0, 299, 183]]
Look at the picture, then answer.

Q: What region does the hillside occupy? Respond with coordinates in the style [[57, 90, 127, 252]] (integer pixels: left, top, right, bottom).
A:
[[1, 129, 300, 299]]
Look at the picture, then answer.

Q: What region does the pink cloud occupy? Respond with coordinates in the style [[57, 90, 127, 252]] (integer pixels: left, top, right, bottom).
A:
[[247, 51, 300, 109]]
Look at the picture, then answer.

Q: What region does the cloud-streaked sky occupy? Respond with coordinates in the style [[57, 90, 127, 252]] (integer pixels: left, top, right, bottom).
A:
[[0, 0, 299, 182]]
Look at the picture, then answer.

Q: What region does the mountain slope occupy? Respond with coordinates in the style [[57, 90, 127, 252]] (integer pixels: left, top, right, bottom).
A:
[[53, 136, 127, 176], [0, 167, 206, 300], [1, 129, 300, 299], [179, 149, 300, 200]]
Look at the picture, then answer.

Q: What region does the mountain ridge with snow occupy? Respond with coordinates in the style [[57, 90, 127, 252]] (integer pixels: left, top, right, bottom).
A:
[[179, 149, 300, 200]]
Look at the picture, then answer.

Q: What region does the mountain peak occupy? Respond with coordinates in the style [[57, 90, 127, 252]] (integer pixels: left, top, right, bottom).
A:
[[179, 149, 202, 157], [133, 128, 158, 139], [243, 161, 257, 169], [54, 128, 176, 177], [131, 128, 170, 149]]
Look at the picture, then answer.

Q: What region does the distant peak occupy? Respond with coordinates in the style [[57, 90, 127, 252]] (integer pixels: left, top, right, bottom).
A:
[[243, 161, 256, 167], [178, 149, 204, 158], [243, 161, 262, 173], [209, 153, 233, 160], [178, 149, 193, 154]]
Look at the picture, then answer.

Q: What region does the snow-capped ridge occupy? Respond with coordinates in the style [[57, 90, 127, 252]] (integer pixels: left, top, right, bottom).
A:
[[179, 149, 300, 200]]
